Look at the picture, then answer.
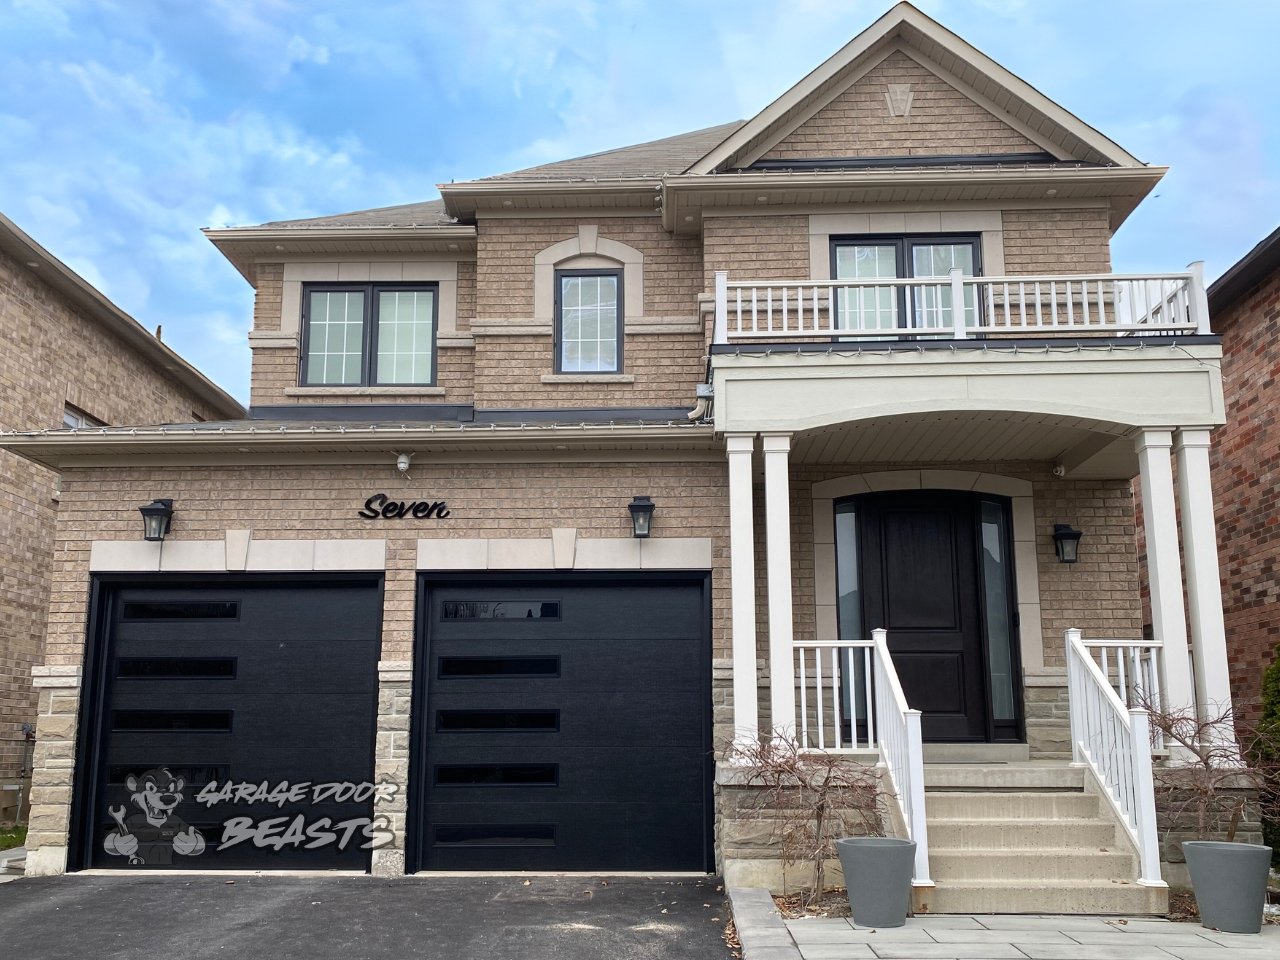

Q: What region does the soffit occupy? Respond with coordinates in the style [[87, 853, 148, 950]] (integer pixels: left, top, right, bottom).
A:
[[790, 411, 1131, 468]]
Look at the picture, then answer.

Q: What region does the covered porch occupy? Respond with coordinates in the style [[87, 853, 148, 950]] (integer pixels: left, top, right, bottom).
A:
[[710, 271, 1231, 908]]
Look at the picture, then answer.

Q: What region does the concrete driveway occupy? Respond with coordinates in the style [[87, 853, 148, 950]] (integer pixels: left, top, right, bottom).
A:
[[0, 874, 732, 960]]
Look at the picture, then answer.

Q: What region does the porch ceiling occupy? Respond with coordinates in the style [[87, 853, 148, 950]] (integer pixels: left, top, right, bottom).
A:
[[788, 411, 1137, 478]]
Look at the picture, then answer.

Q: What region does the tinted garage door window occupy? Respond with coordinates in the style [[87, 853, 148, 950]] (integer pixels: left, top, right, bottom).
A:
[[413, 577, 710, 872], [82, 580, 382, 870]]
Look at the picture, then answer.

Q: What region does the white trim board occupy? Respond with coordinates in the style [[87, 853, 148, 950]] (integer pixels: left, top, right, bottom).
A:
[[810, 469, 1043, 670], [88, 536, 388, 573], [418, 532, 713, 571]]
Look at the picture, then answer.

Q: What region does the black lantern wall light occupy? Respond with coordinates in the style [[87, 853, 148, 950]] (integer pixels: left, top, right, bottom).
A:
[[138, 498, 174, 542], [628, 496, 655, 538], [1053, 523, 1083, 563]]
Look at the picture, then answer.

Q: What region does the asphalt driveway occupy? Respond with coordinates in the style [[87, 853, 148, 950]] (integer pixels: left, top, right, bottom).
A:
[[0, 874, 732, 960]]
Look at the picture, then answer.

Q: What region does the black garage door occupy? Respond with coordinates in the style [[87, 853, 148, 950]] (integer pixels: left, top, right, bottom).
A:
[[411, 575, 711, 872], [74, 577, 382, 871]]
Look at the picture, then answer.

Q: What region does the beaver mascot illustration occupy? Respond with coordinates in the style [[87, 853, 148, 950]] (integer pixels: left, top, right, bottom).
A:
[[103, 767, 206, 866]]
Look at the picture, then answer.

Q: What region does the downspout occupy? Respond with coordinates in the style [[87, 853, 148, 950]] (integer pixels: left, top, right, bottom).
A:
[[688, 383, 713, 421]]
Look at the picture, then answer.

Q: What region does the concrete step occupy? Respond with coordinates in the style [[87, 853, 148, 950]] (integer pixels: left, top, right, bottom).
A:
[[924, 763, 1085, 791], [929, 849, 1136, 882], [927, 818, 1118, 849], [3, 858, 24, 876], [929, 879, 1167, 915], [925, 791, 1100, 820]]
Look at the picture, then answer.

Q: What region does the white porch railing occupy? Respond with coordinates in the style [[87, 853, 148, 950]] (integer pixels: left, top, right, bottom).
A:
[[712, 265, 1210, 342], [1065, 628, 1164, 886], [794, 629, 931, 886]]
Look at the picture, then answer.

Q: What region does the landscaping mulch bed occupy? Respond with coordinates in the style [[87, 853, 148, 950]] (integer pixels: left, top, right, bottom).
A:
[[772, 890, 851, 919]]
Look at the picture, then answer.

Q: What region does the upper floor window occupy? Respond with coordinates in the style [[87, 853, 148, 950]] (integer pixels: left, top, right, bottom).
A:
[[555, 270, 622, 374], [63, 405, 103, 429], [831, 235, 981, 334], [301, 284, 438, 386]]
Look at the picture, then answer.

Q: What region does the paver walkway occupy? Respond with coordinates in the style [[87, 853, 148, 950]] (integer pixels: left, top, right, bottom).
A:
[[784, 914, 1280, 960]]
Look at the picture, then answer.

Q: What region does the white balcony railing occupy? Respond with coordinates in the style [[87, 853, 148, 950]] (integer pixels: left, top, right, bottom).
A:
[[1065, 628, 1164, 886], [794, 629, 931, 887], [712, 264, 1210, 343]]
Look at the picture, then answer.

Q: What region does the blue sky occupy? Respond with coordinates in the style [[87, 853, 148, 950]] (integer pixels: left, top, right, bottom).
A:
[[2, 0, 1278, 404]]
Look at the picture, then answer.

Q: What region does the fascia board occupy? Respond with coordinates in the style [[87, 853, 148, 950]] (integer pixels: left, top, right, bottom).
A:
[[0, 214, 244, 420], [0, 424, 716, 471]]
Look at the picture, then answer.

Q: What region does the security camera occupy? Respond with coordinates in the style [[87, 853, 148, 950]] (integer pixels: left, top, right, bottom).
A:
[[396, 453, 412, 474], [1051, 462, 1066, 478]]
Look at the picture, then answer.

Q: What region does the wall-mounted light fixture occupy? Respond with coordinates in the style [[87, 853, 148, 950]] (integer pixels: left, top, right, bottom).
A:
[[138, 498, 174, 542], [628, 496, 655, 538], [1053, 523, 1083, 563]]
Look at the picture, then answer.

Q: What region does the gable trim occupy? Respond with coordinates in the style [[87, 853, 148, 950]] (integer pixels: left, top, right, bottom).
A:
[[688, 2, 1142, 175]]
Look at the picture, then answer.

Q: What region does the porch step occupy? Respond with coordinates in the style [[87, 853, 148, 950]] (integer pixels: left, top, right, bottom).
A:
[[921, 762, 1163, 915], [927, 818, 1117, 849], [929, 879, 1165, 916], [930, 849, 1135, 882], [924, 762, 1085, 791], [925, 791, 1100, 820]]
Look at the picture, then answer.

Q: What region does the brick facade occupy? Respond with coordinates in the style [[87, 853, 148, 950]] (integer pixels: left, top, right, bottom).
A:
[[1212, 268, 1280, 720], [1001, 208, 1112, 275], [762, 51, 1040, 160], [0, 247, 228, 781]]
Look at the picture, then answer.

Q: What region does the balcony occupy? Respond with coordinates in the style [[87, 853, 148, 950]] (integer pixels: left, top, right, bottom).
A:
[[711, 266, 1210, 343]]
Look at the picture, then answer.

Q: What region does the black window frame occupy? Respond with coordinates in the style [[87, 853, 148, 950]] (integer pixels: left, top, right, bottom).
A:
[[829, 234, 983, 333], [553, 268, 624, 375], [299, 282, 440, 388]]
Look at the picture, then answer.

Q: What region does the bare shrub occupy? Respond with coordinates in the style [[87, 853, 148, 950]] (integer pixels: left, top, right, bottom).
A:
[[726, 736, 882, 907]]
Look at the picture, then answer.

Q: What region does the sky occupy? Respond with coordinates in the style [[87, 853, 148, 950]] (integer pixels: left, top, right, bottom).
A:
[[2, 0, 1279, 404]]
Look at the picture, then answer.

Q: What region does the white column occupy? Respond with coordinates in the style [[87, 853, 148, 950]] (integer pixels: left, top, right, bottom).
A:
[[726, 433, 759, 745], [1134, 429, 1196, 714], [1174, 428, 1234, 723], [762, 433, 796, 739]]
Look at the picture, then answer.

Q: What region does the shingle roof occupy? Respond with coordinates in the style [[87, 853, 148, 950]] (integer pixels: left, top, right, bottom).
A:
[[477, 121, 745, 181], [260, 198, 452, 229]]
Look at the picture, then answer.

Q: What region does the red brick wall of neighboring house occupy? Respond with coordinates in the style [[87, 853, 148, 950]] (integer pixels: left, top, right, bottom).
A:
[[1212, 268, 1280, 721]]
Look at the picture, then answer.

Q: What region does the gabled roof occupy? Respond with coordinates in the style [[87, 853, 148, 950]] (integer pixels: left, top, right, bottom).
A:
[[480, 121, 745, 182], [686, 2, 1143, 174], [0, 212, 244, 420]]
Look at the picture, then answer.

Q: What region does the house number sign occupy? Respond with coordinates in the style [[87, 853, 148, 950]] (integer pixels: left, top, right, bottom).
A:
[[358, 493, 450, 520]]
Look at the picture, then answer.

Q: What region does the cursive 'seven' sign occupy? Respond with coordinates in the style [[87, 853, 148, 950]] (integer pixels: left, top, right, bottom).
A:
[[358, 494, 450, 520]]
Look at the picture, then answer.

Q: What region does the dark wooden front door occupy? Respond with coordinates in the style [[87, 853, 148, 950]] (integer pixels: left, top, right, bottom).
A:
[[859, 490, 995, 742]]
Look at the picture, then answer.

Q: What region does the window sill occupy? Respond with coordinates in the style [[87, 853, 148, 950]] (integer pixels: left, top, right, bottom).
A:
[[540, 374, 635, 384], [285, 386, 447, 397]]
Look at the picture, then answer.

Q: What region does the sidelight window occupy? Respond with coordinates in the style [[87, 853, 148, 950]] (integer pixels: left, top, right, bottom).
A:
[[832, 235, 981, 335], [980, 500, 1017, 722], [302, 284, 437, 386]]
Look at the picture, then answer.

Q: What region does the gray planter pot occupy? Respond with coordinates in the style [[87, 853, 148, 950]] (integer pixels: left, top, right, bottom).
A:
[[1182, 840, 1272, 934], [836, 836, 915, 927]]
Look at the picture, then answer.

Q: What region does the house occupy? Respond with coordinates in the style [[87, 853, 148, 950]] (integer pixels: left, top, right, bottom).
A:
[[0, 3, 1231, 913], [1204, 226, 1280, 721], [0, 212, 243, 822]]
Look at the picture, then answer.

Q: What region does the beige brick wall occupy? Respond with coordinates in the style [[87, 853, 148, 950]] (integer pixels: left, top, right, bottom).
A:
[[703, 216, 810, 289], [30, 458, 729, 859], [1001, 208, 1112, 275], [0, 248, 224, 778], [763, 51, 1040, 160], [252, 263, 284, 332]]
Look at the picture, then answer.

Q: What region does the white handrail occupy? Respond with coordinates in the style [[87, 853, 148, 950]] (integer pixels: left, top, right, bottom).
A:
[[1066, 628, 1164, 886], [713, 269, 1208, 342], [873, 628, 931, 886], [791, 631, 930, 886]]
